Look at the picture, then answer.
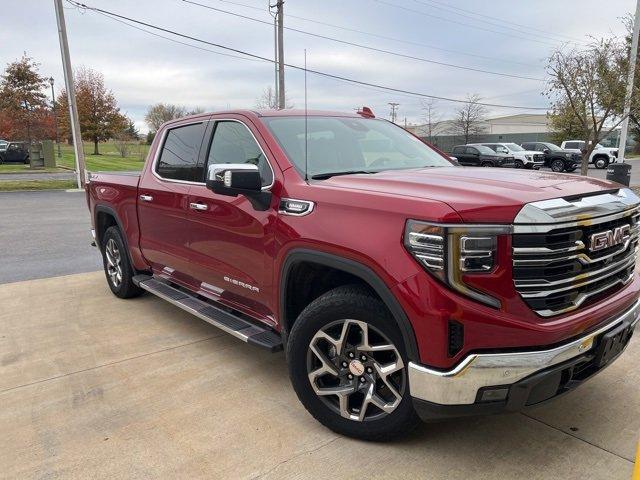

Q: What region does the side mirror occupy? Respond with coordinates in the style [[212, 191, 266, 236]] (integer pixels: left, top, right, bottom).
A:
[[543, 149, 550, 154], [206, 163, 271, 211]]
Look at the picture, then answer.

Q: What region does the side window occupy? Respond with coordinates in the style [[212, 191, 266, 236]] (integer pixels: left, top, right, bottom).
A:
[[465, 147, 478, 155], [522, 143, 534, 150], [565, 142, 580, 149], [207, 121, 273, 187], [484, 144, 499, 152], [156, 123, 205, 181], [452, 146, 463, 154]]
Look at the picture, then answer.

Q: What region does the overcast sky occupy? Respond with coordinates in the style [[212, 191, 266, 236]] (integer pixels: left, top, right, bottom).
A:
[[4, 0, 636, 133]]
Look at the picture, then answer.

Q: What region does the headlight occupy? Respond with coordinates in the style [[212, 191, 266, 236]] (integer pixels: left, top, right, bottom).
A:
[[525, 154, 532, 160], [404, 220, 511, 308]]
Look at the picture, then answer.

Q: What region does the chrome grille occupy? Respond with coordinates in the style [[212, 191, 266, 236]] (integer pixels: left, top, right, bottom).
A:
[[512, 190, 640, 317]]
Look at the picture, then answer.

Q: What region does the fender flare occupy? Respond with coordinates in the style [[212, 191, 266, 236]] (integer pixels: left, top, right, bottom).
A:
[[94, 204, 136, 269], [279, 249, 420, 361]]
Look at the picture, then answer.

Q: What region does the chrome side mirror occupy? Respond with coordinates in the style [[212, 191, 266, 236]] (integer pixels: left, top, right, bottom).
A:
[[206, 163, 271, 211]]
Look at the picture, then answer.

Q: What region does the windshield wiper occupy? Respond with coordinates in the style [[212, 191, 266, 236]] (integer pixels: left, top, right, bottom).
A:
[[311, 170, 376, 180]]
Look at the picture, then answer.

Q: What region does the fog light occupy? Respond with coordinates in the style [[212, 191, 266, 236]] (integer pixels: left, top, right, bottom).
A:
[[478, 387, 509, 403]]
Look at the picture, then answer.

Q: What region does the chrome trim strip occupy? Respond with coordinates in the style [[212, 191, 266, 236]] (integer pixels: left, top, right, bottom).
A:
[[151, 118, 276, 191], [514, 188, 640, 227], [514, 206, 639, 233], [513, 241, 585, 255], [515, 251, 636, 290], [408, 298, 640, 405]]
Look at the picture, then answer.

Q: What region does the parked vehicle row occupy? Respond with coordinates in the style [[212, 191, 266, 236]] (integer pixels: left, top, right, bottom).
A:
[[87, 108, 639, 440], [561, 140, 618, 169], [520, 142, 580, 172]]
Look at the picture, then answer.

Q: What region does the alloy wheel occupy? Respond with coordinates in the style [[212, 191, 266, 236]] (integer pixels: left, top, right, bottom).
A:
[[105, 238, 123, 288], [306, 319, 405, 422]]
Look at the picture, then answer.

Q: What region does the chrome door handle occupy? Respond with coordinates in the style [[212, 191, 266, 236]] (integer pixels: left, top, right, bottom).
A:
[[139, 194, 153, 202], [190, 202, 209, 211]]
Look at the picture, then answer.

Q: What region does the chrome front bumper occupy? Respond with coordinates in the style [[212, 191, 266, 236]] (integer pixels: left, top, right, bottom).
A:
[[408, 299, 640, 405]]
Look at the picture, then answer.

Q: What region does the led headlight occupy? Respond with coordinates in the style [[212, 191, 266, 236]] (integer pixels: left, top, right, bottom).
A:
[[404, 220, 511, 308], [525, 154, 532, 160]]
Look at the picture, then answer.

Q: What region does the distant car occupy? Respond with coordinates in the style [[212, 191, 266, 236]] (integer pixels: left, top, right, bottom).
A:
[[0, 142, 29, 164], [471, 142, 544, 169], [560, 140, 618, 169], [520, 142, 579, 172], [451, 144, 515, 167]]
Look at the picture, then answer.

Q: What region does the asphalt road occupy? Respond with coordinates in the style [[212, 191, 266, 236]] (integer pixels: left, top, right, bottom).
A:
[[0, 190, 101, 284]]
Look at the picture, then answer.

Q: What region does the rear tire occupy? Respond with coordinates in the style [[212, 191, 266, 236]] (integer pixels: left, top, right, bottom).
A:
[[101, 226, 143, 299], [550, 158, 565, 172], [287, 285, 419, 441], [481, 162, 493, 167]]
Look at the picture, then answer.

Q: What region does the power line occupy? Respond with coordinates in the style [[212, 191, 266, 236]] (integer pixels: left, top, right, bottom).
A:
[[65, 0, 549, 110], [410, 0, 586, 45], [369, 0, 569, 48], [180, 0, 544, 81], [205, 0, 534, 68]]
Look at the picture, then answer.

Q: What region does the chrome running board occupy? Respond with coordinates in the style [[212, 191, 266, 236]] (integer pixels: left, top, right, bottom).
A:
[[133, 275, 283, 352]]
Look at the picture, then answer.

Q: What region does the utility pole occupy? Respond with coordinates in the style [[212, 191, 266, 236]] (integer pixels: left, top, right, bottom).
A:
[[54, 0, 86, 188], [48, 77, 61, 158], [276, 0, 285, 109], [389, 102, 399, 123], [617, 0, 640, 163], [268, 1, 278, 106]]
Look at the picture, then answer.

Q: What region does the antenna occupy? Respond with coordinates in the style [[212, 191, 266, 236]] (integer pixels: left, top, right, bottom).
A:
[[304, 48, 309, 182]]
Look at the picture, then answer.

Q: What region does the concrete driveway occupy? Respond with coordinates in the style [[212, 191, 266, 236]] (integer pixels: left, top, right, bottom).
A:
[[1, 272, 637, 479]]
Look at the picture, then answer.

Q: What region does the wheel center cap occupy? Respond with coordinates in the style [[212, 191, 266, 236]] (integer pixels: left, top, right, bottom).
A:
[[348, 359, 365, 376]]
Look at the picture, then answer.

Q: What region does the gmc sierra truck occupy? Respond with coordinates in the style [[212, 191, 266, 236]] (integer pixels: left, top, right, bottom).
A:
[[87, 109, 639, 440]]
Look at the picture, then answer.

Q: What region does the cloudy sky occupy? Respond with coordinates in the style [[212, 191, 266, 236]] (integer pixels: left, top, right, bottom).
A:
[[4, 0, 636, 133]]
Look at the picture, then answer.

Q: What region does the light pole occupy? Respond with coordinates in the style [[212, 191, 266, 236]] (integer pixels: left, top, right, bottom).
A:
[[49, 77, 61, 158]]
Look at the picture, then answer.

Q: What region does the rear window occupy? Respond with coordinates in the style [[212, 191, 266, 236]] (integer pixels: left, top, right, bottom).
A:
[[564, 141, 582, 149], [156, 123, 206, 181]]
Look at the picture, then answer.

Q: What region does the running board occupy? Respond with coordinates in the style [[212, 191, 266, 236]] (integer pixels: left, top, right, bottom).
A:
[[133, 275, 283, 352]]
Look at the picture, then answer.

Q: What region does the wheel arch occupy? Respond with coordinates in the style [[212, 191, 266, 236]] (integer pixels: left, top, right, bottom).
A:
[[279, 249, 420, 361], [94, 204, 137, 269]]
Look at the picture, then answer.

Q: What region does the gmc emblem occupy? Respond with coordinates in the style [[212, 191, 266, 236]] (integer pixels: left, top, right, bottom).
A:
[[589, 225, 631, 252]]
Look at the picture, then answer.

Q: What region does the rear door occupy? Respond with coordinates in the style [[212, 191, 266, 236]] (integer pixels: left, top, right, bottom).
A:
[[137, 119, 207, 285], [185, 118, 279, 323], [463, 146, 481, 166]]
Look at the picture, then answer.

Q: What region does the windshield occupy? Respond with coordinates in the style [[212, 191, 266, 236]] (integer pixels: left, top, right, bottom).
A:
[[476, 145, 497, 155], [503, 143, 524, 151], [263, 116, 452, 177], [544, 143, 562, 151]]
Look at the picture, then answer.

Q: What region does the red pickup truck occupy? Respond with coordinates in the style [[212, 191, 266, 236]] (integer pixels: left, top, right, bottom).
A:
[[87, 109, 639, 440]]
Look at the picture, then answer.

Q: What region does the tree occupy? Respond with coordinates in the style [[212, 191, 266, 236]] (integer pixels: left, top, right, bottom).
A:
[[451, 94, 487, 144], [0, 54, 53, 141], [546, 33, 631, 175], [547, 101, 587, 145], [255, 85, 293, 109], [144, 103, 188, 132], [58, 67, 127, 154], [421, 98, 442, 143], [124, 118, 139, 140]]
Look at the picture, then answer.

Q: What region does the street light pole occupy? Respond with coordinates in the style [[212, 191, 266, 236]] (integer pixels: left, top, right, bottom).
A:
[[617, 0, 640, 163], [48, 77, 61, 159], [54, 0, 86, 188]]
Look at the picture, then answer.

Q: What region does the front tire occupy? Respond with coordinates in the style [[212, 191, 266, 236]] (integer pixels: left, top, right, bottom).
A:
[[550, 158, 565, 172], [514, 160, 524, 169], [594, 156, 609, 169], [480, 162, 493, 167], [101, 226, 143, 299], [287, 285, 418, 441]]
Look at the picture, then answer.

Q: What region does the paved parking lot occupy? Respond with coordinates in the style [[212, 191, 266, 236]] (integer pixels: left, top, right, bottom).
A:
[[0, 272, 638, 479]]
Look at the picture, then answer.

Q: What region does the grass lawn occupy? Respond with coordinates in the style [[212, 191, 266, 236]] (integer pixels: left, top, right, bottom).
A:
[[0, 164, 66, 174], [0, 179, 77, 191], [57, 140, 149, 172]]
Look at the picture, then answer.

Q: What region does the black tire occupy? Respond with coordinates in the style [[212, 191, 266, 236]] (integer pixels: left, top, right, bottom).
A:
[[550, 158, 565, 172], [514, 159, 524, 169], [593, 156, 609, 169], [480, 162, 493, 167], [101, 226, 143, 299], [287, 284, 419, 441]]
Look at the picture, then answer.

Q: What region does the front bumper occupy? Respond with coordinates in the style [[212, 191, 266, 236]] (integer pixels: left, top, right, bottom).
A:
[[408, 299, 639, 420]]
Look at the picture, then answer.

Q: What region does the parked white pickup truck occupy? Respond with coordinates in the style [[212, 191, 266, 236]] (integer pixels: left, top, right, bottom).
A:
[[560, 140, 618, 169]]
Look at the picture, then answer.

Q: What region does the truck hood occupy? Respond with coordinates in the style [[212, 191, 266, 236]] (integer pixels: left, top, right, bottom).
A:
[[321, 167, 619, 223]]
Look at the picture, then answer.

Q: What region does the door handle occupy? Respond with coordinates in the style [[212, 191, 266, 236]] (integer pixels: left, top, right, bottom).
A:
[[190, 202, 209, 211], [139, 194, 153, 202]]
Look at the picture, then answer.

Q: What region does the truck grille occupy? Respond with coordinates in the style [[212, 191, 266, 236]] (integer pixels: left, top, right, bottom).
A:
[[533, 154, 544, 162], [512, 212, 639, 317]]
